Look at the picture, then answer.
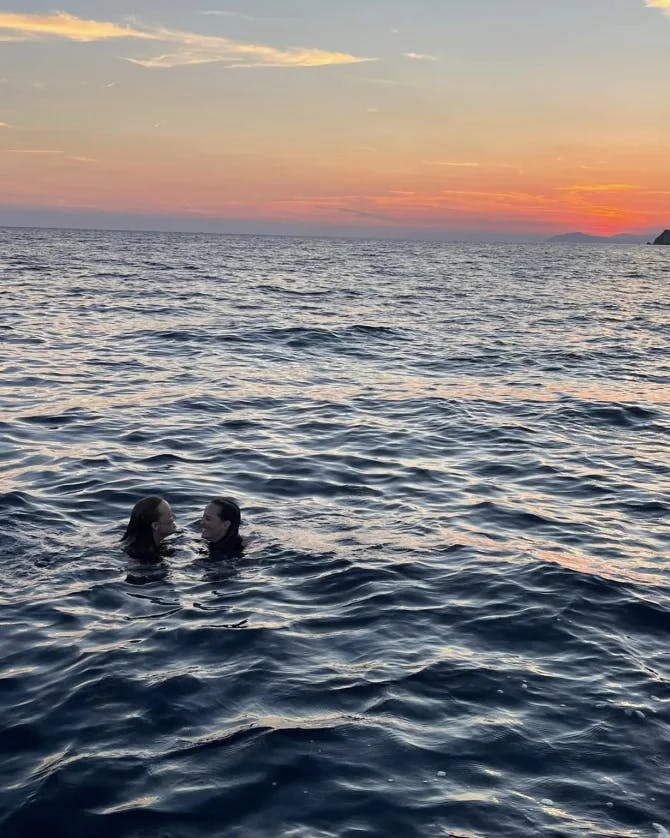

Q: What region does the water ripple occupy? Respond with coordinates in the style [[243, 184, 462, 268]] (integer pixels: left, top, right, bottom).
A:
[[1, 229, 669, 837]]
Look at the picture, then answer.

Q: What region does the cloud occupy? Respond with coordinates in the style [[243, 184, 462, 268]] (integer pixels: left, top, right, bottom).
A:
[[440, 189, 548, 205], [424, 160, 480, 168], [558, 184, 638, 193], [2, 147, 98, 163], [0, 33, 33, 42], [0, 121, 9, 127], [645, 0, 670, 11], [6, 148, 63, 153], [403, 52, 438, 61], [270, 188, 568, 229], [126, 37, 372, 69], [0, 12, 154, 42], [332, 206, 396, 222], [199, 10, 257, 20], [0, 11, 373, 69]]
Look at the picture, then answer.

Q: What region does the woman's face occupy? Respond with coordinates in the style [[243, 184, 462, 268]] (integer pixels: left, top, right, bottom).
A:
[[152, 500, 176, 543], [202, 503, 230, 544]]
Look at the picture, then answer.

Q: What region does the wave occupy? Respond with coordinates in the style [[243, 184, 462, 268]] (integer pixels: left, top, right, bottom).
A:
[[1, 229, 669, 837]]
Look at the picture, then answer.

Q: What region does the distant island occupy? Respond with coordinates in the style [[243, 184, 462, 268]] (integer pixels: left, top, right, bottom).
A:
[[547, 232, 650, 244], [652, 229, 670, 245]]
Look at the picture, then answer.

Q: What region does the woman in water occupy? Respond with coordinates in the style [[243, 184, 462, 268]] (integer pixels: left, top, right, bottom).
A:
[[201, 496, 243, 560], [122, 495, 176, 562]]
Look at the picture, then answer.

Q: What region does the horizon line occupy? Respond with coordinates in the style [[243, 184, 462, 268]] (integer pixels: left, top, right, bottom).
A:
[[0, 221, 659, 245]]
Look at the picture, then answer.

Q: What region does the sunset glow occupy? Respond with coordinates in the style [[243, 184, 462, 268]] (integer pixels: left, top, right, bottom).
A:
[[1, 2, 668, 238]]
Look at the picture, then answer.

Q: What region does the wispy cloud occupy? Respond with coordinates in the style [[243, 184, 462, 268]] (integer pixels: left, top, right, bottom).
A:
[[558, 184, 638, 193], [6, 148, 63, 153], [0, 121, 9, 127], [126, 37, 372, 69], [403, 52, 438, 61], [332, 206, 396, 222], [0, 12, 154, 42], [440, 189, 548, 205], [0, 33, 34, 42], [2, 147, 99, 163], [424, 160, 480, 168], [199, 10, 258, 20], [270, 188, 566, 228], [645, 0, 670, 12], [0, 11, 373, 69]]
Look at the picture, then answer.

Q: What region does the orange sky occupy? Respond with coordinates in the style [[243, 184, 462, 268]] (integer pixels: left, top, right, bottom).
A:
[[1, 3, 669, 238]]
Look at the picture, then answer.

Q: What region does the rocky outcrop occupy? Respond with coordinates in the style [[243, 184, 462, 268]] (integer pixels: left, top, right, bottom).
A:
[[652, 229, 670, 245]]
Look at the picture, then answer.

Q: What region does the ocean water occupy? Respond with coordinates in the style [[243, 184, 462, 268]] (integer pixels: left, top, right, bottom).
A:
[[1, 226, 669, 837]]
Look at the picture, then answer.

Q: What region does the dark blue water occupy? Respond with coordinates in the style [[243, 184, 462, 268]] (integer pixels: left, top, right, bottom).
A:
[[1, 227, 669, 837]]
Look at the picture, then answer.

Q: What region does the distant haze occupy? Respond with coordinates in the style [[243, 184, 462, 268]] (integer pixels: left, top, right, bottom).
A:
[[0, 207, 551, 242], [1, 2, 669, 238]]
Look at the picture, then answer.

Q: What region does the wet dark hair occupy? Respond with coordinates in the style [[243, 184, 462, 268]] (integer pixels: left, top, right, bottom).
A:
[[122, 495, 165, 561], [208, 496, 242, 559]]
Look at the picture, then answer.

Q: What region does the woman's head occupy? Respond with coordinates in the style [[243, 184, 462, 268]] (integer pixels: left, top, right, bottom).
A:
[[202, 496, 241, 544], [122, 496, 175, 558]]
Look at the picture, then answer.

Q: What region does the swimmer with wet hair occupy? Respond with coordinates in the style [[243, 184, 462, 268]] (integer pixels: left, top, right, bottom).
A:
[[202, 496, 243, 560], [122, 496, 176, 562]]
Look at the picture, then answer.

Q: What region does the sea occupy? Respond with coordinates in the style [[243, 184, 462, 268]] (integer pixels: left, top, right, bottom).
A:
[[1, 226, 669, 838]]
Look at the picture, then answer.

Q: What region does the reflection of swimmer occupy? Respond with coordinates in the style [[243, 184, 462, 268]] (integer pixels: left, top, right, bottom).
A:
[[122, 496, 176, 562], [202, 497, 243, 561]]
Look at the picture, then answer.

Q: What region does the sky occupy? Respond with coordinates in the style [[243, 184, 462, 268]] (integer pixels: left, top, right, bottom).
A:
[[0, 1, 669, 240]]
